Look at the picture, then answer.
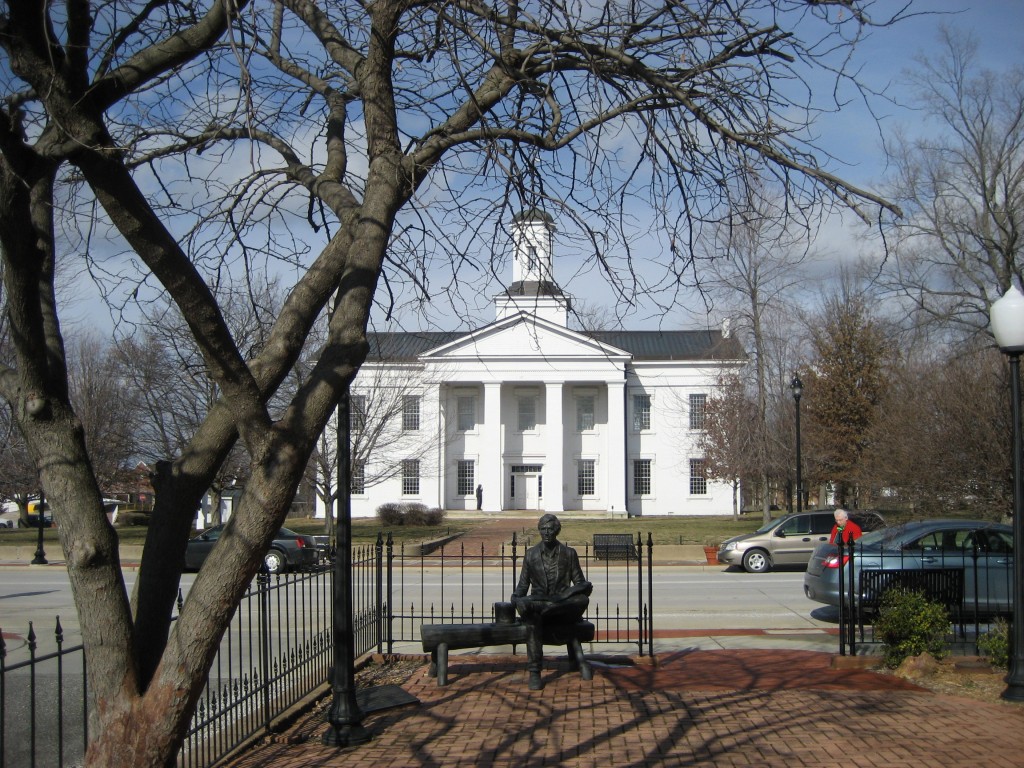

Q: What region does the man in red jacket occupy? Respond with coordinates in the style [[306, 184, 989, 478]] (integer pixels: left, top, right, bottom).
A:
[[829, 508, 862, 545]]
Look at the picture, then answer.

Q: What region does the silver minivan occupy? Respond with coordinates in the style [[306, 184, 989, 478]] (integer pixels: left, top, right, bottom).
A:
[[717, 510, 884, 574]]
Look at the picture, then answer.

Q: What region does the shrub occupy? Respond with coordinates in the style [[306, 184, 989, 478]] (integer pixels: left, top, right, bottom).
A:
[[874, 588, 950, 668], [978, 618, 1010, 669], [376, 502, 446, 527], [113, 511, 151, 527], [376, 503, 405, 526]]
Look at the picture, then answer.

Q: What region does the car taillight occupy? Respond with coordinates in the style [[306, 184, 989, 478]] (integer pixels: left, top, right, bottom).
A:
[[824, 554, 850, 568], [296, 538, 306, 548]]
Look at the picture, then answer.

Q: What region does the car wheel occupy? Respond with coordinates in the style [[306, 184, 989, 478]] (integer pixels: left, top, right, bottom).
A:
[[742, 549, 771, 574], [264, 550, 286, 574]]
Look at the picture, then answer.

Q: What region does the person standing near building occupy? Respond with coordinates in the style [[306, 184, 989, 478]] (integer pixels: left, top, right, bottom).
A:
[[476, 484, 483, 510]]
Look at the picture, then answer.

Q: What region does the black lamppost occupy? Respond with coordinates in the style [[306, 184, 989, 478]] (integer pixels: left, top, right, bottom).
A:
[[323, 388, 372, 746], [791, 374, 804, 515], [31, 487, 48, 565], [991, 286, 1024, 701]]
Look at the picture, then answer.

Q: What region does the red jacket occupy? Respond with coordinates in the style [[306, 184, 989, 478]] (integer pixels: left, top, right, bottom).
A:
[[829, 519, 863, 545]]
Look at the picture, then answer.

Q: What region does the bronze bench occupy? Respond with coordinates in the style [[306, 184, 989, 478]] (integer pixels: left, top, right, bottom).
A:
[[420, 603, 595, 686]]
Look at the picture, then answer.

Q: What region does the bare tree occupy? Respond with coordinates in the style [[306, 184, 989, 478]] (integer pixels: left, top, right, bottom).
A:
[[698, 372, 759, 519], [883, 28, 1024, 338], [696, 182, 815, 522], [859, 342, 1008, 517], [308, 361, 450, 536], [0, 2, 906, 764]]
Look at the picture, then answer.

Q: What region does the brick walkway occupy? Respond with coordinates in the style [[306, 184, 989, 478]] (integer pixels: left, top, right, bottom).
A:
[[226, 649, 1024, 767], [448, 515, 540, 555]]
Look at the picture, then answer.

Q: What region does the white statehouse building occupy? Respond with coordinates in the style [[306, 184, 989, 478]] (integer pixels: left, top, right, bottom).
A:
[[317, 210, 746, 519]]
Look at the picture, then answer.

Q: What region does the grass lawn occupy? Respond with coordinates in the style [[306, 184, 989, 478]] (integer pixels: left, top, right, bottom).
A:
[[302, 514, 766, 547], [0, 512, 771, 550]]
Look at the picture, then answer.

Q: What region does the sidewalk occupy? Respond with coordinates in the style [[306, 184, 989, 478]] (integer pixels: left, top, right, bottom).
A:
[[226, 644, 1024, 767]]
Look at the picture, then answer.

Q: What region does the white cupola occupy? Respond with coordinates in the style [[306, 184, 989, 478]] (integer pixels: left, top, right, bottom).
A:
[[495, 209, 571, 326]]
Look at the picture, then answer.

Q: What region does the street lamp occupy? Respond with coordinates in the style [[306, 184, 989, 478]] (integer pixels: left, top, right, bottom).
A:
[[31, 487, 48, 565], [990, 285, 1024, 702], [791, 374, 804, 515], [323, 388, 371, 746]]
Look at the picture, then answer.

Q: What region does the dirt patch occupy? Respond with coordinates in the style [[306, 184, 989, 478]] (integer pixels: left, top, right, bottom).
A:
[[355, 654, 426, 688], [881, 656, 1022, 706]]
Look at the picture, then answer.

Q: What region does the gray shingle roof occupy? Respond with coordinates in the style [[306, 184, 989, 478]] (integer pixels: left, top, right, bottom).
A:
[[366, 328, 745, 362]]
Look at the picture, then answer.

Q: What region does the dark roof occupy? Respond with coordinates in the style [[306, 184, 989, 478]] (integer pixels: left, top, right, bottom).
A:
[[512, 208, 555, 225], [505, 280, 565, 297], [586, 330, 746, 361], [367, 328, 745, 363], [367, 332, 463, 361]]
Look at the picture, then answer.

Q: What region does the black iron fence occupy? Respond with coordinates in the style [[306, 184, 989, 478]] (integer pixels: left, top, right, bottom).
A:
[[0, 619, 88, 768], [1, 531, 653, 768], [178, 565, 334, 768], [384, 531, 654, 656], [833, 537, 1013, 656]]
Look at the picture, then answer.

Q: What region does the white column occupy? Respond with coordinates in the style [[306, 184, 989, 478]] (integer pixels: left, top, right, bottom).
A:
[[606, 379, 627, 516], [482, 382, 503, 511], [545, 381, 564, 512]]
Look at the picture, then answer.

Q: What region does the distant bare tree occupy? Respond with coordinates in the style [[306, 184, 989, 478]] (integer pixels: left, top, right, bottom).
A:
[[883, 28, 1024, 339], [697, 182, 813, 522], [698, 372, 759, 519]]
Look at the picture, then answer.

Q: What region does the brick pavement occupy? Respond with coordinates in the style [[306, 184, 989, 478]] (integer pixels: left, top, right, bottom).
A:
[[225, 649, 1024, 768]]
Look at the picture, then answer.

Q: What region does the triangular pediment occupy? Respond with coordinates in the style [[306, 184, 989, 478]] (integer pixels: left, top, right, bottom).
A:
[[421, 313, 630, 362]]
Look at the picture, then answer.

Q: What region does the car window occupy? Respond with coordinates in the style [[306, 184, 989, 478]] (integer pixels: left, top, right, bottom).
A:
[[906, 529, 972, 553], [200, 527, 222, 541], [810, 514, 834, 535], [979, 530, 1014, 554], [777, 516, 810, 536]]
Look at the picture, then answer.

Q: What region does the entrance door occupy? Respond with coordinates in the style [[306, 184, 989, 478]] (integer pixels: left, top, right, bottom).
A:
[[511, 464, 543, 510]]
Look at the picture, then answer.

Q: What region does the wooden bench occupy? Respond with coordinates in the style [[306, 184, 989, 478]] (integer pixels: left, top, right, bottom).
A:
[[593, 533, 637, 560], [420, 605, 595, 686]]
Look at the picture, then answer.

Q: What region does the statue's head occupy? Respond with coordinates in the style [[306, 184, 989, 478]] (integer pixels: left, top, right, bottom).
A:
[[538, 513, 561, 540]]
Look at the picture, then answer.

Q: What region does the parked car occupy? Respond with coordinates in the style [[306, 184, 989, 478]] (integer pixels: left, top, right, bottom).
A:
[[803, 519, 1013, 616], [184, 524, 319, 574], [717, 509, 886, 574]]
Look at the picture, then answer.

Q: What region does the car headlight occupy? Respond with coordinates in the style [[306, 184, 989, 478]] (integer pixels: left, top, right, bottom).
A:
[[725, 542, 740, 551]]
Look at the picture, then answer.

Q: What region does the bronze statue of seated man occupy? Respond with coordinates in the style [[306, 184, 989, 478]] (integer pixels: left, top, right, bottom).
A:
[[511, 513, 593, 690]]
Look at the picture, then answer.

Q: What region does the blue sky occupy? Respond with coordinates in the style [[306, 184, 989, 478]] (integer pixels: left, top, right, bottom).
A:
[[815, 1, 1023, 192]]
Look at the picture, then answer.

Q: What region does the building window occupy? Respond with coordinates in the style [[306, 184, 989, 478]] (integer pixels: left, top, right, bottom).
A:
[[576, 395, 595, 431], [633, 459, 652, 496], [402, 395, 420, 431], [633, 394, 651, 431], [577, 459, 596, 496], [457, 460, 475, 496], [350, 394, 366, 431], [525, 244, 538, 272], [689, 458, 707, 495], [457, 396, 476, 431], [402, 459, 420, 495], [518, 396, 536, 431], [351, 460, 365, 495], [689, 393, 707, 430]]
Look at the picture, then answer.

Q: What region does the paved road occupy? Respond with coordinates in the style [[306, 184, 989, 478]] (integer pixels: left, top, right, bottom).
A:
[[0, 564, 838, 661]]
